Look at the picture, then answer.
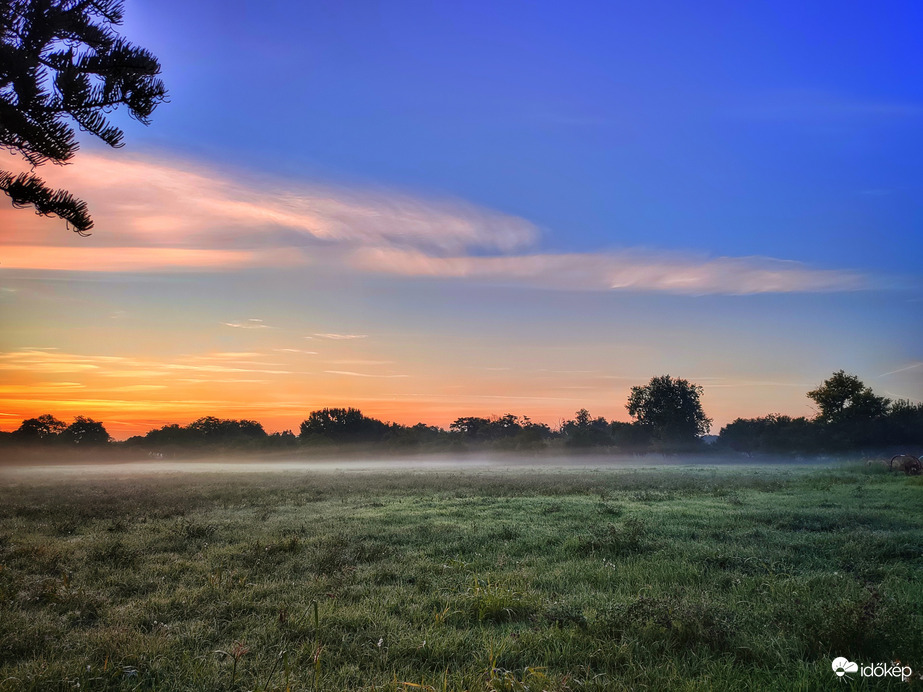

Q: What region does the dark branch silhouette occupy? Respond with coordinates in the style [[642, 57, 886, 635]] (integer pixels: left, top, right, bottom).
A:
[[0, 0, 167, 233]]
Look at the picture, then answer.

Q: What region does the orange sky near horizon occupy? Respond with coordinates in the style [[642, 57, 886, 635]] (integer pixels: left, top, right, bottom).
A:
[[2, 153, 920, 440], [0, 334, 888, 440]]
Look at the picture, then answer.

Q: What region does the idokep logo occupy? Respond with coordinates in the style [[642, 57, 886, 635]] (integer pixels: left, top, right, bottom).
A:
[[832, 657, 913, 681], [832, 658, 858, 678]]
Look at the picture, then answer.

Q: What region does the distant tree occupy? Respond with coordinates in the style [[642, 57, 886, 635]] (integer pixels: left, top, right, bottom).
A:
[[609, 420, 653, 451], [1, 0, 167, 232], [807, 371, 890, 425], [493, 413, 524, 438], [187, 416, 267, 445], [140, 423, 193, 448], [299, 408, 386, 443], [448, 414, 544, 447], [718, 414, 819, 455], [626, 375, 712, 445], [449, 416, 491, 439], [14, 413, 66, 442], [561, 409, 611, 447], [407, 422, 445, 441], [717, 417, 763, 456], [381, 422, 447, 448], [266, 430, 298, 448], [884, 399, 923, 445], [60, 415, 110, 445], [516, 417, 553, 449]]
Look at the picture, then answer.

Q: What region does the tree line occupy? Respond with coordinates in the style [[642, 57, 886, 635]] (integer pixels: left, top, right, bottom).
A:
[[1, 372, 920, 455]]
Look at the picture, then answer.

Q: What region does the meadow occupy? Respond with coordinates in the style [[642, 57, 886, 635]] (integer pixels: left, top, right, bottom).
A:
[[0, 459, 920, 691]]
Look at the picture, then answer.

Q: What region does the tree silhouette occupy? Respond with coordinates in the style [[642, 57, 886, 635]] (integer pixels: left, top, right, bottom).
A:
[[718, 414, 818, 455], [626, 375, 711, 444], [14, 413, 66, 441], [60, 415, 109, 445], [187, 416, 267, 444], [1, 0, 166, 232], [299, 408, 387, 443], [449, 416, 491, 439], [561, 409, 611, 447], [806, 371, 890, 425]]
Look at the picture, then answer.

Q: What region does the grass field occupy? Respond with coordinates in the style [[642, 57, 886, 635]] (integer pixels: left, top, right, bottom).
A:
[[0, 460, 920, 690]]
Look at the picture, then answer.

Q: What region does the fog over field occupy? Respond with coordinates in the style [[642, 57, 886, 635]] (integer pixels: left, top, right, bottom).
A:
[[0, 453, 851, 480]]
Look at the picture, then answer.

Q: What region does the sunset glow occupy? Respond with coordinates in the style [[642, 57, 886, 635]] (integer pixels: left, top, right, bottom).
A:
[[2, 1, 921, 439]]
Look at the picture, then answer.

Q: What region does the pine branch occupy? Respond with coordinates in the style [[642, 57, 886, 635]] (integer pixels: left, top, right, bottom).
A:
[[0, 168, 93, 233], [0, 0, 166, 232]]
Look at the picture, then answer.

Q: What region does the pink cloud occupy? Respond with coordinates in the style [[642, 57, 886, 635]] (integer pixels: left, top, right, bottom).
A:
[[1, 152, 537, 254], [0, 151, 879, 294], [0, 245, 305, 272], [350, 247, 873, 295]]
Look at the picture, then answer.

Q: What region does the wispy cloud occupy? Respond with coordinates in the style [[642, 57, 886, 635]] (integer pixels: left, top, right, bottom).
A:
[[223, 319, 271, 329], [161, 363, 290, 375], [728, 89, 923, 122], [0, 350, 124, 373], [176, 378, 272, 384], [0, 246, 300, 272], [1, 151, 535, 258], [0, 151, 883, 295], [106, 384, 169, 392], [314, 333, 368, 340], [0, 349, 292, 378], [878, 362, 923, 378], [323, 370, 409, 378], [350, 248, 873, 295], [0, 382, 86, 394]]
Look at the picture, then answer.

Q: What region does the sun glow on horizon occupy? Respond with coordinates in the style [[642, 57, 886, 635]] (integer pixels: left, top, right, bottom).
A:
[[2, 337, 914, 440]]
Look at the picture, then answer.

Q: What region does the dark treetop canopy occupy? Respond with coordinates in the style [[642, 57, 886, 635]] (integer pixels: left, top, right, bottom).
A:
[[0, 0, 166, 233]]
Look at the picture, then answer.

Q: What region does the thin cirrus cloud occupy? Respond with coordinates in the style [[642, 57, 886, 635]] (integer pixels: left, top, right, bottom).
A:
[[326, 360, 392, 365], [0, 246, 300, 272], [0, 152, 536, 254], [223, 319, 272, 329], [726, 89, 923, 122], [0, 151, 877, 295], [878, 362, 923, 378], [0, 349, 293, 378], [323, 370, 409, 378], [350, 247, 873, 295], [313, 333, 369, 340]]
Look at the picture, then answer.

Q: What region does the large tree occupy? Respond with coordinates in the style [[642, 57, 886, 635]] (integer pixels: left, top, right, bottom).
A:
[[806, 370, 890, 425], [626, 375, 712, 444], [1, 0, 166, 233], [60, 415, 109, 445], [299, 408, 387, 443], [14, 412, 66, 441]]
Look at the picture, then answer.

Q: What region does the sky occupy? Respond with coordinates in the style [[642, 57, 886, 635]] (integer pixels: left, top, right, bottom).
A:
[[1, 0, 922, 439]]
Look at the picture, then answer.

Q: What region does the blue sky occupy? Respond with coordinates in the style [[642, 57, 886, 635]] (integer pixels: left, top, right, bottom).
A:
[[1, 0, 921, 436], [120, 0, 923, 270]]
